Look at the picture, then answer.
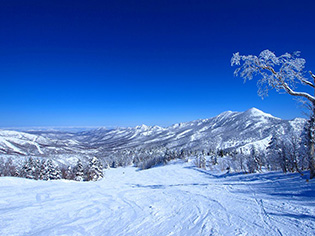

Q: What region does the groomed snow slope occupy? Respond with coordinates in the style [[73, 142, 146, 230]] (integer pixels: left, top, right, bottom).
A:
[[0, 160, 314, 236]]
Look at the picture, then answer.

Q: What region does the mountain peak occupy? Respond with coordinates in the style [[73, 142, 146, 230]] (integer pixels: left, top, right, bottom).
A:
[[246, 107, 263, 113], [244, 107, 275, 118], [135, 124, 149, 130]]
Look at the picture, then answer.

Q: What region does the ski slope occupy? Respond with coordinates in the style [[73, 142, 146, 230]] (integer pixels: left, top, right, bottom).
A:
[[0, 160, 314, 236]]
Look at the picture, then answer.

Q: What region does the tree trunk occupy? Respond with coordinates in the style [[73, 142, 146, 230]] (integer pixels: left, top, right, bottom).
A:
[[309, 107, 315, 179]]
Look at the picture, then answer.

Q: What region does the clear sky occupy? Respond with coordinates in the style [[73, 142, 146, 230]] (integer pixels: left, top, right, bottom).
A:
[[1, 0, 315, 127]]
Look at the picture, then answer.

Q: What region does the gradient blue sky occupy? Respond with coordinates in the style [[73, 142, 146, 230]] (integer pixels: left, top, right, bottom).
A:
[[1, 0, 315, 127]]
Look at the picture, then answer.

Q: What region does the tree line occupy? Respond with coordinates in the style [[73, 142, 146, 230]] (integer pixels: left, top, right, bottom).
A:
[[0, 134, 311, 182], [0, 156, 103, 181], [194, 132, 309, 175]]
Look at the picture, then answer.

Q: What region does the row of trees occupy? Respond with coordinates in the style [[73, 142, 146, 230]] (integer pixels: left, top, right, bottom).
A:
[[194, 132, 309, 175], [0, 134, 311, 180], [0, 147, 209, 182], [0, 147, 192, 181], [101, 147, 191, 170], [0, 156, 103, 181], [135, 149, 187, 170]]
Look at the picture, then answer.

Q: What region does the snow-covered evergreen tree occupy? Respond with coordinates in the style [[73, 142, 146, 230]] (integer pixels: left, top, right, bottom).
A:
[[73, 159, 85, 181], [61, 165, 74, 180], [45, 159, 61, 180], [21, 157, 36, 179], [0, 157, 4, 176], [39, 159, 48, 180], [87, 157, 103, 181], [33, 159, 41, 180]]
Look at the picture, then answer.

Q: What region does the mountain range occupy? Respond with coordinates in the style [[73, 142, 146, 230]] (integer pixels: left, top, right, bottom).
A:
[[0, 108, 307, 163]]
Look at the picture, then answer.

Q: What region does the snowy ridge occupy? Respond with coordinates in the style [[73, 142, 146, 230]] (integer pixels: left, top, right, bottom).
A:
[[76, 107, 303, 154], [0, 108, 307, 160]]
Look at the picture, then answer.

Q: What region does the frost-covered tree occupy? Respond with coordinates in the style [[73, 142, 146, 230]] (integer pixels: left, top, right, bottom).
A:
[[21, 157, 36, 179], [87, 157, 103, 181], [61, 165, 74, 180], [246, 147, 259, 173], [232, 150, 246, 172], [267, 135, 283, 171], [39, 159, 48, 180], [45, 159, 61, 180], [287, 135, 302, 173], [0, 157, 4, 176], [73, 159, 85, 181], [231, 49, 315, 178], [195, 154, 206, 169], [164, 149, 173, 162], [3, 158, 18, 177], [33, 159, 41, 180]]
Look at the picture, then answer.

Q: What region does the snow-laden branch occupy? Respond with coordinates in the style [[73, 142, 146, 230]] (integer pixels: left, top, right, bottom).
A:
[[281, 81, 315, 102], [231, 49, 315, 104], [301, 78, 315, 88], [263, 66, 315, 103]]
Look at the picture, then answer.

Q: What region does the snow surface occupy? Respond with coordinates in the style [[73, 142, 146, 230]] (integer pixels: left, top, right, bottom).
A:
[[0, 160, 314, 236]]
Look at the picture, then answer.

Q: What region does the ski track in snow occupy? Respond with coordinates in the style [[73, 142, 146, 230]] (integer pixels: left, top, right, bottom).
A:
[[0, 160, 314, 236]]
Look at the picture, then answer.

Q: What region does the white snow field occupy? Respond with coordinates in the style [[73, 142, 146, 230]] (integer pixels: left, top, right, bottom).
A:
[[0, 160, 314, 236]]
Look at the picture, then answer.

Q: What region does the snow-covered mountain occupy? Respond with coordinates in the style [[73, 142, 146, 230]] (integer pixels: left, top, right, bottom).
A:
[[72, 107, 307, 153], [0, 108, 307, 159]]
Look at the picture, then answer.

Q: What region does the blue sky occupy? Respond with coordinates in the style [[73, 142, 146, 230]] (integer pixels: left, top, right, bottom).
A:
[[1, 0, 315, 127]]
